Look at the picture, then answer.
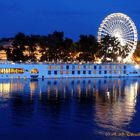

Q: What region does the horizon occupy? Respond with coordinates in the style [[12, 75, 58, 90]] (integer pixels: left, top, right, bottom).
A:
[[0, 0, 140, 40]]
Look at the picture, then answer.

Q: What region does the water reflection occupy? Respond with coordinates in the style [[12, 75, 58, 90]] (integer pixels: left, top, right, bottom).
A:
[[0, 78, 139, 139], [94, 79, 138, 134]]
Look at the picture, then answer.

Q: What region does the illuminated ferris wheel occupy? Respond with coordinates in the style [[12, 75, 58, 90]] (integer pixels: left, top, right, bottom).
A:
[[98, 13, 138, 57]]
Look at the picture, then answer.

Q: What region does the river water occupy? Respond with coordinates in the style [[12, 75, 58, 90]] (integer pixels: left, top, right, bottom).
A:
[[0, 78, 140, 140]]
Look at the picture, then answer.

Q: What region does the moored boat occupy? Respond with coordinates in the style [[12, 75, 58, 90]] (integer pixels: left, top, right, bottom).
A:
[[0, 62, 139, 79]]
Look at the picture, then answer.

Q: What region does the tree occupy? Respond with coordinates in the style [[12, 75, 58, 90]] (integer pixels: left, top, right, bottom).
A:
[[133, 41, 140, 63], [98, 35, 131, 62], [47, 31, 64, 61], [12, 32, 26, 62], [77, 35, 98, 61]]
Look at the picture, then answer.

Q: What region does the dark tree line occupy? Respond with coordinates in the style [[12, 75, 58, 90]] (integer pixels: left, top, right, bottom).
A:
[[4, 31, 99, 62], [0, 31, 132, 63]]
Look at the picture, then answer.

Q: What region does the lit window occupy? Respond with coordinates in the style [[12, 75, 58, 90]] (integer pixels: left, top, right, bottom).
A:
[[114, 66, 116, 69], [48, 65, 52, 69], [54, 66, 58, 69], [94, 70, 96, 74], [60, 65, 63, 69], [60, 70, 63, 75], [109, 66, 112, 69], [118, 70, 122, 74], [66, 70, 69, 74], [88, 65, 92, 69], [77, 65, 80, 69], [1, 68, 25, 74], [17, 68, 24, 74], [104, 65, 107, 69], [30, 69, 39, 74]]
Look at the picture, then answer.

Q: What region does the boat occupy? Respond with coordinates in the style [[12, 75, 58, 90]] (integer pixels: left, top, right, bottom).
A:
[[0, 62, 139, 79]]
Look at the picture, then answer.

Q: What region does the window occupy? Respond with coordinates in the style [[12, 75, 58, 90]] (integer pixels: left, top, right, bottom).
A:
[[72, 65, 75, 69], [54, 71, 57, 75], [60, 70, 63, 75], [109, 66, 112, 69], [0, 68, 24, 74], [88, 65, 92, 69], [104, 70, 107, 74], [78, 71, 80, 74], [99, 66, 102, 69], [72, 71, 75, 74], [99, 71, 101, 74], [83, 65, 86, 69], [94, 65, 97, 69], [77, 65, 80, 69], [48, 71, 51, 75], [114, 65, 116, 69], [17, 68, 24, 74], [119, 66, 122, 69], [109, 70, 112, 74], [83, 71, 86, 74], [48, 65, 52, 69], [94, 70, 96, 74], [60, 65, 63, 69], [54, 65, 58, 69], [124, 66, 127, 69], [114, 70, 116, 74], [66, 70, 69, 74], [118, 70, 122, 74], [104, 65, 107, 69], [30, 69, 39, 74], [66, 65, 69, 69], [88, 71, 91, 74], [124, 70, 126, 74]]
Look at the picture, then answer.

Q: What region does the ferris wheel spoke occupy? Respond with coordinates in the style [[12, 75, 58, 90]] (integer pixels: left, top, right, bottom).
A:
[[126, 41, 134, 48]]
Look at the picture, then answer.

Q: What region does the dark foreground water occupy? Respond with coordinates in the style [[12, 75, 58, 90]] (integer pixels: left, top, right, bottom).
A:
[[0, 78, 140, 140]]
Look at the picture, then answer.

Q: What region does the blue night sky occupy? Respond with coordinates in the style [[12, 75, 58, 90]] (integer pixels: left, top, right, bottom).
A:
[[0, 0, 140, 40]]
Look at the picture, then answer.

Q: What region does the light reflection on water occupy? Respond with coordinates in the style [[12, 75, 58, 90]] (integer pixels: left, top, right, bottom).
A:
[[0, 78, 139, 140]]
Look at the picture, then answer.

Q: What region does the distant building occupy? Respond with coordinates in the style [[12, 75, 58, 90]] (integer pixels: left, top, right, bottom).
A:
[[0, 39, 13, 60]]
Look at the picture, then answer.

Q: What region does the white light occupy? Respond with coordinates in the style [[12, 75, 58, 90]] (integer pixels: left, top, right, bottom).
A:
[[135, 65, 139, 69], [117, 56, 122, 62]]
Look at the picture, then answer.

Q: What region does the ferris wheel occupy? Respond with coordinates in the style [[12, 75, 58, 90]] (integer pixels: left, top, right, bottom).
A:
[[98, 13, 138, 58]]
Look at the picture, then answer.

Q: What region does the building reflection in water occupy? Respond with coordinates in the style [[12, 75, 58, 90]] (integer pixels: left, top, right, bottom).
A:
[[0, 79, 24, 99], [94, 78, 138, 133], [0, 78, 138, 133]]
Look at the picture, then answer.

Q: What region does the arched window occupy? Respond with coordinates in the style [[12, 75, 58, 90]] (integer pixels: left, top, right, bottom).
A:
[[30, 68, 39, 74]]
